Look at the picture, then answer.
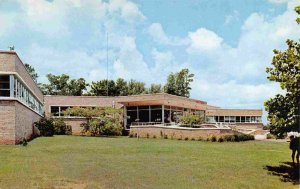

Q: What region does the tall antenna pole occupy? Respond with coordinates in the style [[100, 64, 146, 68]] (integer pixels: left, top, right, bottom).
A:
[[106, 32, 109, 97]]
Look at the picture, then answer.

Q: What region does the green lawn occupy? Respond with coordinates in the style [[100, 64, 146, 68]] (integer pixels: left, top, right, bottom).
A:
[[0, 136, 298, 189]]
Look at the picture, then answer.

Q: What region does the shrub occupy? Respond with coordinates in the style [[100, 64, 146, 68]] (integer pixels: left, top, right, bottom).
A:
[[218, 137, 224, 142], [180, 112, 204, 125], [101, 121, 123, 136], [22, 138, 28, 146], [53, 118, 72, 135], [197, 137, 203, 141], [223, 134, 254, 142], [211, 136, 217, 142], [178, 138, 182, 140], [153, 135, 157, 139], [224, 135, 235, 142], [34, 118, 54, 137], [263, 126, 269, 130], [164, 134, 168, 139], [267, 133, 276, 139], [129, 133, 134, 138], [191, 138, 195, 141], [146, 133, 150, 138], [184, 137, 189, 141]]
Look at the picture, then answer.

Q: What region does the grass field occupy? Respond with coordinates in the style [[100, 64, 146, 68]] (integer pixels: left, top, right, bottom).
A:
[[0, 136, 298, 189]]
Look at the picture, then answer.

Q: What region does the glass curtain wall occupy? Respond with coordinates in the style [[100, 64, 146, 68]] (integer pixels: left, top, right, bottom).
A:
[[206, 116, 262, 123]]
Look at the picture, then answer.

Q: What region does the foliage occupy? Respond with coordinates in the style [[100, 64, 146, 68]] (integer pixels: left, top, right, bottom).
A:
[[34, 118, 54, 137], [223, 134, 254, 142], [210, 136, 217, 142], [24, 63, 38, 82], [40, 74, 88, 96], [164, 68, 194, 97], [266, 133, 276, 139], [180, 112, 204, 125], [64, 106, 122, 136], [127, 79, 146, 95], [148, 84, 162, 94], [53, 118, 72, 135], [264, 7, 300, 138]]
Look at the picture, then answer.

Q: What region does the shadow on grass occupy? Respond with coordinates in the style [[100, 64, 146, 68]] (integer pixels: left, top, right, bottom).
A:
[[264, 162, 300, 185]]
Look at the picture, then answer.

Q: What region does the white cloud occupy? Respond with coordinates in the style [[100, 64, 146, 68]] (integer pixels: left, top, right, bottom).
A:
[[224, 10, 239, 25], [267, 0, 290, 4], [0, 12, 16, 37], [187, 28, 224, 53], [148, 23, 188, 46]]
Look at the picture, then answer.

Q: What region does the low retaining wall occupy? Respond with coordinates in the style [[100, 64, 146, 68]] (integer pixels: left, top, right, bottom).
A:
[[130, 125, 237, 140]]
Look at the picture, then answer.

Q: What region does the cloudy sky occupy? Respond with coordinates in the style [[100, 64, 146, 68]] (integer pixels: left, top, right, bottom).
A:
[[0, 0, 299, 122]]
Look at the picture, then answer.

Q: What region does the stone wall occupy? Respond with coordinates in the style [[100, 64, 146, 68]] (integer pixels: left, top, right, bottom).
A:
[[0, 101, 16, 144], [130, 125, 236, 140]]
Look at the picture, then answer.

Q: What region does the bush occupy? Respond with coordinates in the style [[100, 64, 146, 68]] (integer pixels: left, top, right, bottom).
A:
[[180, 112, 204, 125], [164, 134, 168, 139], [263, 126, 269, 130], [267, 133, 276, 139], [129, 133, 134, 138], [223, 134, 254, 142], [211, 136, 217, 142], [34, 118, 54, 137], [184, 137, 189, 141], [146, 133, 150, 138], [218, 137, 224, 142], [197, 137, 203, 141], [153, 135, 157, 139], [53, 118, 72, 135], [191, 138, 195, 141]]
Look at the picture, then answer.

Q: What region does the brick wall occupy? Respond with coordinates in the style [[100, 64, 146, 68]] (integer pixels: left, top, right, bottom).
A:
[[14, 101, 42, 143], [0, 101, 16, 144], [130, 126, 236, 140], [64, 118, 87, 134]]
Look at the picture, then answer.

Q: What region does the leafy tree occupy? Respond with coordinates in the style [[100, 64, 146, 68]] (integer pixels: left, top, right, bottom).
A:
[[40, 74, 88, 96], [115, 78, 128, 96], [24, 63, 38, 82], [164, 68, 194, 97], [164, 73, 177, 95], [265, 6, 300, 138], [89, 80, 117, 96], [180, 112, 204, 126], [127, 79, 146, 95], [149, 84, 162, 94]]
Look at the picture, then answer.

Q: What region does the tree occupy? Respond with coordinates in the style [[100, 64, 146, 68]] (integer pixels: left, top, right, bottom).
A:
[[127, 80, 146, 95], [40, 74, 88, 96], [264, 6, 300, 138], [115, 78, 128, 96], [164, 68, 194, 97], [149, 84, 162, 94], [89, 80, 117, 96], [24, 63, 38, 82]]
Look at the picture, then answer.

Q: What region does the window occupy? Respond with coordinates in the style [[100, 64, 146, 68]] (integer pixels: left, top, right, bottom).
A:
[[235, 116, 241, 122], [206, 116, 215, 123], [0, 75, 10, 97], [51, 106, 59, 116], [245, 116, 251, 122], [229, 116, 235, 122], [241, 116, 245, 122], [219, 116, 224, 122], [224, 116, 230, 122]]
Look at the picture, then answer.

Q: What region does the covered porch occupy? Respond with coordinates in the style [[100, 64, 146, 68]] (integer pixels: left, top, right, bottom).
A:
[[116, 93, 207, 129]]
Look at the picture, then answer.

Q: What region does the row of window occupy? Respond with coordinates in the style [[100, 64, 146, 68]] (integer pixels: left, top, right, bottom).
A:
[[0, 75, 44, 115], [206, 116, 262, 123]]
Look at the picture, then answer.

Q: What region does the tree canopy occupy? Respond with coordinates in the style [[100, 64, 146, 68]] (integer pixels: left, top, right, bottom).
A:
[[164, 68, 194, 97], [24, 63, 38, 82], [40, 74, 88, 96], [264, 6, 300, 138]]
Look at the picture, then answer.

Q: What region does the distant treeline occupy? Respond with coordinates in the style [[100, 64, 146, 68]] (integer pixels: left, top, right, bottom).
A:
[[25, 64, 194, 98]]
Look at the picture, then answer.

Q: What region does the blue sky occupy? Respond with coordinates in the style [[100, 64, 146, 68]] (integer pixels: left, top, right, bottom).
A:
[[0, 0, 299, 123]]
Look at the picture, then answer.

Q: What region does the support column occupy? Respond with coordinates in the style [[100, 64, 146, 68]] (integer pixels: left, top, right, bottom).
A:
[[123, 106, 127, 129], [149, 106, 151, 123], [9, 75, 14, 97], [162, 105, 165, 124]]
